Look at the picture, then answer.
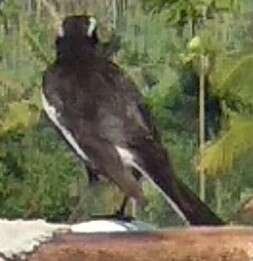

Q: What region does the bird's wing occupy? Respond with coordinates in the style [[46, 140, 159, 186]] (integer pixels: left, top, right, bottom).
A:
[[110, 63, 157, 134], [83, 62, 160, 144]]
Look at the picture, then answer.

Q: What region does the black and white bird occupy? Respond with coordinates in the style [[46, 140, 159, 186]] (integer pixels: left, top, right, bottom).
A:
[[41, 15, 224, 225]]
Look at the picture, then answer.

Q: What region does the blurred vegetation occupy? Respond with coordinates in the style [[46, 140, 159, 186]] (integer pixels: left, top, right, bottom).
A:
[[0, 0, 253, 226]]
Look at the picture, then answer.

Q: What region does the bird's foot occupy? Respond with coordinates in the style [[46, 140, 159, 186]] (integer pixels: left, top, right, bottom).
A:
[[114, 209, 135, 222], [90, 211, 134, 222]]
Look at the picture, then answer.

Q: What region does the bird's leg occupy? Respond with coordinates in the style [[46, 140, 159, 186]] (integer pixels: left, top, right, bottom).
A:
[[86, 165, 100, 185], [91, 196, 133, 222], [114, 168, 143, 220], [131, 198, 137, 217], [114, 196, 135, 222], [115, 196, 129, 216]]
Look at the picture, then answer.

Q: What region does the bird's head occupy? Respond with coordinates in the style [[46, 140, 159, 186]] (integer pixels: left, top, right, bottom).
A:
[[56, 15, 98, 46]]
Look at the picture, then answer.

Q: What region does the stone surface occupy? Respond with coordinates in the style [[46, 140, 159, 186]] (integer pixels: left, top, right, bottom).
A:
[[2, 219, 253, 261], [29, 227, 253, 261]]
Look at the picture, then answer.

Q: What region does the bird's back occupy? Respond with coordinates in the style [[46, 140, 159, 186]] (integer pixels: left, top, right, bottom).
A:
[[44, 55, 156, 147]]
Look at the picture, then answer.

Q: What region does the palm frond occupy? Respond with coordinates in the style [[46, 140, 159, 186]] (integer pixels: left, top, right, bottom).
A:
[[199, 114, 253, 176], [210, 53, 253, 110]]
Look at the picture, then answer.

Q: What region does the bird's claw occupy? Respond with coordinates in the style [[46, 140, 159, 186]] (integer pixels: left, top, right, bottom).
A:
[[90, 211, 134, 222]]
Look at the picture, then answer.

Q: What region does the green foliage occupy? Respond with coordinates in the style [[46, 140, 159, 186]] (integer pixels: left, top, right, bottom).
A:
[[200, 114, 253, 175], [0, 127, 83, 220], [0, 101, 40, 137], [0, 0, 253, 226], [140, 181, 183, 226], [0, 0, 65, 220], [143, 0, 240, 12]]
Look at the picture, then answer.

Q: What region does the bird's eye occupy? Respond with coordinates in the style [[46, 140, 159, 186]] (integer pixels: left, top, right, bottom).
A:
[[87, 17, 97, 37]]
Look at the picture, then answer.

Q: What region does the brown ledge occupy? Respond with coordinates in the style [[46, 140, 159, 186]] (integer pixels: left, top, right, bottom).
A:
[[29, 227, 253, 261]]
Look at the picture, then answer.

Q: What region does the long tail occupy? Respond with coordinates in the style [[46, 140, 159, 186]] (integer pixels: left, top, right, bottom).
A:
[[128, 139, 225, 225]]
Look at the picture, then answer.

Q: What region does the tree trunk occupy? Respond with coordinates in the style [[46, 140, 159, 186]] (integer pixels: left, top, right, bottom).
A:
[[112, 0, 118, 29], [36, 0, 42, 21], [199, 54, 206, 202]]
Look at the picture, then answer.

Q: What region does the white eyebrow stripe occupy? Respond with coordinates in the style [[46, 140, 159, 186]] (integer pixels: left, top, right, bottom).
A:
[[87, 17, 97, 37], [57, 24, 64, 37]]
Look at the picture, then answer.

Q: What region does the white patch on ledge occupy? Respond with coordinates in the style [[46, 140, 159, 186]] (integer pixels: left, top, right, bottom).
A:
[[41, 91, 89, 162], [0, 219, 69, 260], [71, 220, 155, 233]]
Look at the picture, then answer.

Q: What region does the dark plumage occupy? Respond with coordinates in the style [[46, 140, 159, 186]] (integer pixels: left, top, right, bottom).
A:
[[42, 15, 224, 225]]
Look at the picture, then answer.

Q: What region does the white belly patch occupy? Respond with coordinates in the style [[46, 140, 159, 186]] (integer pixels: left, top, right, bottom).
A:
[[41, 91, 89, 162], [115, 146, 135, 166]]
